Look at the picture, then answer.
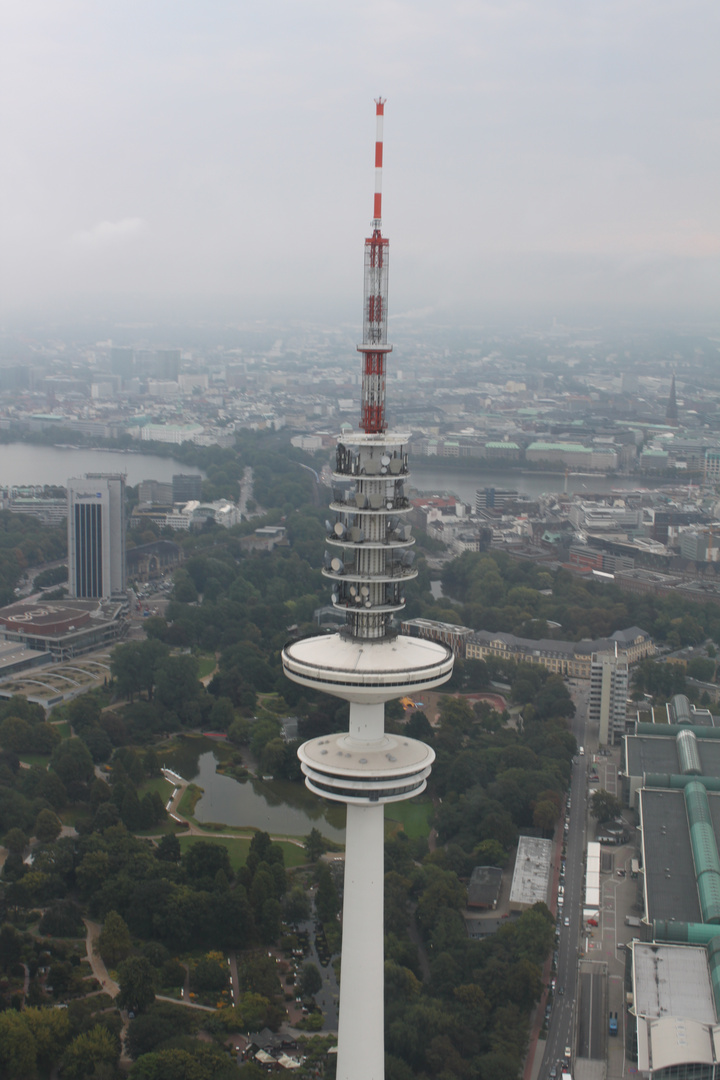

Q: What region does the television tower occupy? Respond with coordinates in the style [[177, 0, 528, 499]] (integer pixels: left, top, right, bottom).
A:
[[282, 101, 454, 1080]]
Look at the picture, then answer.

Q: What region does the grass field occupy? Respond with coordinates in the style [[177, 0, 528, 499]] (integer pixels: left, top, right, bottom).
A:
[[177, 834, 308, 870], [138, 776, 174, 801], [177, 783, 203, 819], [384, 799, 433, 839], [196, 656, 217, 680], [18, 753, 52, 768]]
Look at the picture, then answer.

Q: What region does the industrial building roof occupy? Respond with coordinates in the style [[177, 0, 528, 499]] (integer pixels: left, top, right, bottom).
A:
[[627, 736, 720, 781], [509, 836, 553, 907], [633, 943, 716, 1024], [640, 789, 702, 924]]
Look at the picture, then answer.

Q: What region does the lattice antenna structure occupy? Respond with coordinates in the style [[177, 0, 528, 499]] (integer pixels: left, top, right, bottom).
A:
[[360, 97, 390, 436]]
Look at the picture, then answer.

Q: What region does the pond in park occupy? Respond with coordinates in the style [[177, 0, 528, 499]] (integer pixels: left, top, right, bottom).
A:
[[160, 736, 346, 842]]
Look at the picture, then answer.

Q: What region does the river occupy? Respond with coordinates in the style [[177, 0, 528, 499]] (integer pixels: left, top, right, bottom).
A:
[[0, 443, 203, 487], [411, 464, 651, 503]]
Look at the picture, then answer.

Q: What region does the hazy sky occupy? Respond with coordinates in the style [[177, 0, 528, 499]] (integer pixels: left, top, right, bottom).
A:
[[1, 1, 719, 324]]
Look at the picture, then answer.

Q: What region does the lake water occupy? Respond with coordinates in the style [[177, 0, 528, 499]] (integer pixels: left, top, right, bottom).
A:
[[0, 443, 204, 487], [162, 740, 346, 841], [412, 464, 651, 503]]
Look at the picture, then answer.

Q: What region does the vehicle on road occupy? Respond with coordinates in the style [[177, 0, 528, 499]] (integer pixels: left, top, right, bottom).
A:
[[564, 916, 570, 927]]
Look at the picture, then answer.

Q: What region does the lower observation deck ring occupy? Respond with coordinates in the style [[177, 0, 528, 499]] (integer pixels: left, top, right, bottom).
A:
[[282, 632, 453, 705]]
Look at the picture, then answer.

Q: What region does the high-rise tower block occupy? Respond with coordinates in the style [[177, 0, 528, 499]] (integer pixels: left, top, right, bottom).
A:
[[282, 101, 454, 1080]]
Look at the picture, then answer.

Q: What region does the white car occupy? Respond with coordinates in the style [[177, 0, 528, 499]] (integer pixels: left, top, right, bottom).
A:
[[564, 916, 570, 927]]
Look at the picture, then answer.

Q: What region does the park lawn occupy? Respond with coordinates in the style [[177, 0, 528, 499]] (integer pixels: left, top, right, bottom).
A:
[[177, 783, 203, 820], [53, 722, 72, 739], [18, 753, 52, 768], [136, 816, 184, 838], [178, 835, 251, 871], [196, 655, 217, 680], [138, 776, 174, 800], [61, 806, 92, 828], [177, 834, 308, 870], [384, 799, 433, 839]]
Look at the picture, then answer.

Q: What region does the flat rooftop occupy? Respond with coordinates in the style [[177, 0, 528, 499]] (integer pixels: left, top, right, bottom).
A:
[[627, 735, 720, 780], [0, 641, 51, 672], [633, 943, 716, 1023], [640, 788, 702, 924], [509, 836, 553, 907]]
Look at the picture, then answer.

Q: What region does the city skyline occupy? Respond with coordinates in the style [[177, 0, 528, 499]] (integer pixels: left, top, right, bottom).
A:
[[1, 1, 718, 324]]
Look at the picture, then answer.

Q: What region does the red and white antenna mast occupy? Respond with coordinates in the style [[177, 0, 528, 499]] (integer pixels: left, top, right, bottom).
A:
[[358, 97, 391, 434]]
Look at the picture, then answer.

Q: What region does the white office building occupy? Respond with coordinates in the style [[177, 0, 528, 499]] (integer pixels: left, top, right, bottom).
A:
[[67, 474, 126, 600], [590, 648, 629, 745]]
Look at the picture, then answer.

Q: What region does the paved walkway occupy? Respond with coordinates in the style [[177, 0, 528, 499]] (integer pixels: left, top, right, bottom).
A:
[[83, 919, 120, 998]]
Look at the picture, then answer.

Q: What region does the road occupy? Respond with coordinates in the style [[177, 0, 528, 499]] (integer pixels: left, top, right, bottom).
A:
[[537, 679, 589, 1079]]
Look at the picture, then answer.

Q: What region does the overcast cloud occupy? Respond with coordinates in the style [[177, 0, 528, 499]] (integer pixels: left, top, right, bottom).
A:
[[1, 0, 718, 324]]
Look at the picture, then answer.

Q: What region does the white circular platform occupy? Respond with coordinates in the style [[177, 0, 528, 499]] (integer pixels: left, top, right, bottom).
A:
[[282, 632, 453, 704]]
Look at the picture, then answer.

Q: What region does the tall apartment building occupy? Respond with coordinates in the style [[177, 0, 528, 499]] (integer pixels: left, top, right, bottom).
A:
[[67, 474, 126, 599], [590, 649, 629, 745]]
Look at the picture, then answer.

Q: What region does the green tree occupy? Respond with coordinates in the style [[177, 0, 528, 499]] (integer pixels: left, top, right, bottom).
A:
[[50, 737, 94, 786], [533, 799, 558, 832], [193, 951, 228, 993], [111, 639, 170, 701], [3, 826, 27, 853], [61, 1024, 119, 1080], [284, 885, 311, 924], [0, 1010, 37, 1078], [304, 827, 325, 863], [98, 910, 133, 966], [24, 1006, 72, 1072], [117, 956, 157, 1014], [298, 961, 322, 998], [34, 807, 62, 842], [590, 789, 623, 823], [315, 863, 340, 923], [687, 657, 716, 682], [0, 924, 23, 971], [156, 833, 181, 862]]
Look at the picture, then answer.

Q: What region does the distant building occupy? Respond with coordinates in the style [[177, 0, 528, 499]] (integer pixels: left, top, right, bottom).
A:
[[401, 618, 474, 657], [475, 487, 519, 513], [172, 474, 203, 503], [640, 448, 669, 471], [139, 423, 204, 444], [666, 373, 679, 425], [0, 598, 126, 659], [138, 479, 173, 505], [705, 449, 720, 484], [67, 474, 126, 600], [155, 348, 181, 379], [110, 346, 134, 381], [126, 540, 181, 582], [466, 626, 653, 681], [240, 525, 288, 552]]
